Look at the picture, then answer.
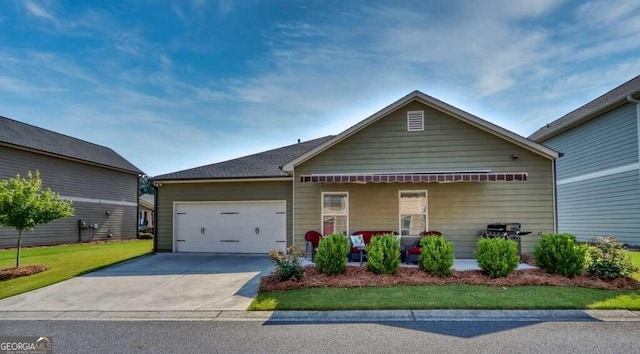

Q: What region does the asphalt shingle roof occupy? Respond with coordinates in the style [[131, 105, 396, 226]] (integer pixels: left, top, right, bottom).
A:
[[0, 115, 143, 174], [153, 136, 334, 180], [529, 75, 640, 142]]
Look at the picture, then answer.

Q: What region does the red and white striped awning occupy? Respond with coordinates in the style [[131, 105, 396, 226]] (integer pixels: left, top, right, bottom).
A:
[[299, 172, 527, 184]]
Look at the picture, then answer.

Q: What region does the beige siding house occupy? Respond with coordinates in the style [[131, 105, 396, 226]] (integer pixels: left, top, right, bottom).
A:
[[0, 116, 143, 247], [153, 91, 559, 257], [139, 194, 155, 231]]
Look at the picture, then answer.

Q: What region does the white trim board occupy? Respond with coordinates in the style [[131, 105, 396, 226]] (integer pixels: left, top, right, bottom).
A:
[[557, 162, 640, 186], [59, 195, 137, 207]]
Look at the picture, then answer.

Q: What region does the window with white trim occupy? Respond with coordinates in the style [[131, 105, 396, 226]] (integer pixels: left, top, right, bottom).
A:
[[407, 111, 424, 131], [322, 192, 349, 235], [399, 191, 427, 236]]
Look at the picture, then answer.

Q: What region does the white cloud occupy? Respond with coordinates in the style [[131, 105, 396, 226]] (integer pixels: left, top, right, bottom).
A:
[[4, 0, 640, 175], [23, 0, 58, 25], [577, 0, 640, 26], [0, 76, 64, 94]]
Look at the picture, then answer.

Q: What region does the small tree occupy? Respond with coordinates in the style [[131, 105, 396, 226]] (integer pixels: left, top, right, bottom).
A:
[[0, 171, 74, 267]]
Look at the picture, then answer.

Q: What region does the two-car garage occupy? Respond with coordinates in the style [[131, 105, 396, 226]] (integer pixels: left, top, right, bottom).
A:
[[173, 201, 287, 254]]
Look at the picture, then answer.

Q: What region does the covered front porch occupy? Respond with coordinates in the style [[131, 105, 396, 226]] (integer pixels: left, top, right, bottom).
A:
[[296, 171, 546, 258]]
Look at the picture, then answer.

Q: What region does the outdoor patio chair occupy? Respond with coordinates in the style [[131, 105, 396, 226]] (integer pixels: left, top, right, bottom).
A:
[[405, 230, 442, 264], [305, 230, 322, 261]]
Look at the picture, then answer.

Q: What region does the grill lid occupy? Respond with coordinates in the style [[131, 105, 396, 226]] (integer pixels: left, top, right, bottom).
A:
[[487, 223, 521, 232]]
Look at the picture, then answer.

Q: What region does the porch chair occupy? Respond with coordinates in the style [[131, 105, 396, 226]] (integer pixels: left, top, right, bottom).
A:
[[305, 231, 322, 261], [405, 230, 442, 264]]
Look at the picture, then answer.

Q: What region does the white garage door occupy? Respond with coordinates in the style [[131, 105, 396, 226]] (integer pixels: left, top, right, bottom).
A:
[[174, 201, 287, 253]]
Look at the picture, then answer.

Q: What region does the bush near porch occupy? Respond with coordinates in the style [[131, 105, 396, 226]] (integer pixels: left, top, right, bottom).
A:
[[255, 233, 640, 310]]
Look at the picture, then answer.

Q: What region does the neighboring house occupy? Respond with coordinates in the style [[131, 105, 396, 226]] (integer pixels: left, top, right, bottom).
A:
[[139, 194, 154, 231], [530, 75, 640, 246], [153, 91, 559, 258], [0, 116, 143, 247]]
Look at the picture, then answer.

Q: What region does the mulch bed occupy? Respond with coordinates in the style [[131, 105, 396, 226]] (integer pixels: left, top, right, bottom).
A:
[[260, 265, 640, 292], [0, 264, 48, 281]]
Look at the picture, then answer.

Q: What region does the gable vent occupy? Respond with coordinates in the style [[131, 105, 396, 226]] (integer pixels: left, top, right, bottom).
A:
[[407, 111, 424, 132]]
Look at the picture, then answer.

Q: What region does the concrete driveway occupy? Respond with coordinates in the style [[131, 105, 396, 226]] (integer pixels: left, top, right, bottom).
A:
[[0, 253, 274, 312]]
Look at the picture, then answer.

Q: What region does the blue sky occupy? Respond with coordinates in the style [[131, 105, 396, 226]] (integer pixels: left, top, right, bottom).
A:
[[1, 0, 639, 176]]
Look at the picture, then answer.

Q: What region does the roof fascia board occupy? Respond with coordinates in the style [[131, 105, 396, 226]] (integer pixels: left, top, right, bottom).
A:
[[534, 90, 640, 142], [283, 91, 558, 171], [153, 177, 293, 184], [0, 142, 142, 175]]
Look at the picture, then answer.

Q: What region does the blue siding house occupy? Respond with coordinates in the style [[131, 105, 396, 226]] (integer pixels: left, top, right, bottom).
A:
[[530, 75, 640, 245]]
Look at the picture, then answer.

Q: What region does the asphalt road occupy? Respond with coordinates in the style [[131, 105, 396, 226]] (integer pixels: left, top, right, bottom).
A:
[[2, 320, 639, 354]]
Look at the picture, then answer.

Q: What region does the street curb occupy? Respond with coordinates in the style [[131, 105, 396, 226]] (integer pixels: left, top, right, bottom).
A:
[[1, 310, 639, 322]]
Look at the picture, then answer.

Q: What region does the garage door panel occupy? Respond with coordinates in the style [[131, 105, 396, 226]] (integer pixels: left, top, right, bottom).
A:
[[175, 201, 286, 253]]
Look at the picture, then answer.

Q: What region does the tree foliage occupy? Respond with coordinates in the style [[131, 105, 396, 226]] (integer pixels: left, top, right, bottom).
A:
[[138, 175, 155, 195], [0, 171, 74, 267]]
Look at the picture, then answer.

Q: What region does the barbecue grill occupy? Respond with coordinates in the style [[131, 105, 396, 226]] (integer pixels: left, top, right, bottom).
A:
[[483, 223, 531, 237], [479, 223, 532, 258]]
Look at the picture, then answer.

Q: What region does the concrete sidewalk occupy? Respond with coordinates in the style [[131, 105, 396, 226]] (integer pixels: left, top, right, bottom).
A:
[[301, 258, 537, 271], [1, 310, 639, 322]]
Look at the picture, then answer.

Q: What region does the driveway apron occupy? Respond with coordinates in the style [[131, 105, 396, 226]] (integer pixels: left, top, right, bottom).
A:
[[0, 253, 274, 312]]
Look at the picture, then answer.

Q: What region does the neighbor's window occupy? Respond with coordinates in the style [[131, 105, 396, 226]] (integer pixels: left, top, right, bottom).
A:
[[399, 191, 427, 236], [322, 192, 349, 235]]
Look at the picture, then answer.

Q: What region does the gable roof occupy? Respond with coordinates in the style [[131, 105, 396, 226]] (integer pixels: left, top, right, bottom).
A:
[[529, 75, 640, 142], [0, 115, 143, 174], [282, 90, 559, 171], [152, 136, 334, 181]]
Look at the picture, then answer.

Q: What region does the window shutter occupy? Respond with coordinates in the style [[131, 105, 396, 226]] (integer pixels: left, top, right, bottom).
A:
[[407, 111, 424, 131]]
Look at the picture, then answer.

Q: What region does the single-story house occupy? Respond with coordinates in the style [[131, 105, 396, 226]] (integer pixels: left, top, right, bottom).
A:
[[139, 194, 155, 231], [529, 75, 640, 245], [0, 115, 143, 247], [152, 90, 559, 258]]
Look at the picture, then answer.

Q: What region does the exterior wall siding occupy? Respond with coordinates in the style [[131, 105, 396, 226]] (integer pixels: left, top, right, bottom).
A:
[[545, 103, 638, 180], [556, 170, 640, 244], [543, 103, 640, 245], [294, 101, 554, 258], [0, 146, 138, 247], [156, 181, 292, 252]]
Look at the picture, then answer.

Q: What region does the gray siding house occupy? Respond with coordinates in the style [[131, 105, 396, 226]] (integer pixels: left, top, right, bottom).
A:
[[0, 116, 143, 247], [530, 75, 640, 245], [154, 91, 559, 258]]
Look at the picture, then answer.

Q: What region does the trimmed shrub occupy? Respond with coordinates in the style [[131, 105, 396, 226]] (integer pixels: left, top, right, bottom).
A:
[[314, 233, 349, 275], [137, 232, 154, 240], [418, 235, 454, 277], [533, 233, 586, 277], [366, 234, 401, 274], [587, 236, 638, 280], [475, 237, 520, 278], [268, 246, 305, 282]]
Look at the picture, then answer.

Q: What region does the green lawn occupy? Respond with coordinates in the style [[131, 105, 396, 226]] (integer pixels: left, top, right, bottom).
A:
[[627, 250, 640, 281], [0, 240, 152, 299], [250, 250, 640, 311]]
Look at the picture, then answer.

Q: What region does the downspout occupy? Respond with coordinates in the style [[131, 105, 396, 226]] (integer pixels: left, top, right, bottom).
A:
[[152, 182, 159, 254], [292, 169, 295, 248], [136, 175, 141, 240], [552, 155, 563, 233]]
